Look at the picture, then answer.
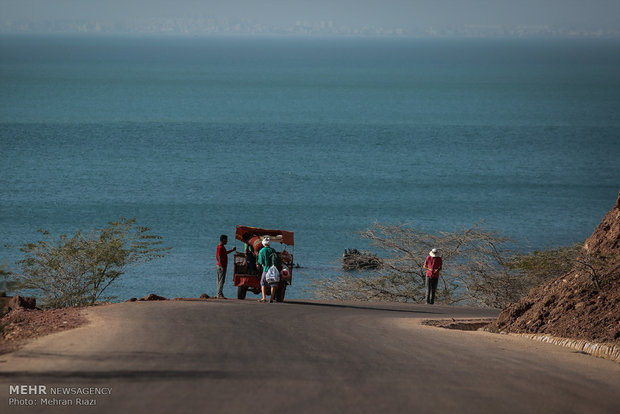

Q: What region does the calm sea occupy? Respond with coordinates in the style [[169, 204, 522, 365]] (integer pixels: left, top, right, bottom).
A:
[[1, 35, 619, 300]]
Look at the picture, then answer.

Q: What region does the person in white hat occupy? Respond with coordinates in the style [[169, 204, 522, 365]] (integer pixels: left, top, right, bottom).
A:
[[257, 237, 279, 303], [423, 248, 443, 304]]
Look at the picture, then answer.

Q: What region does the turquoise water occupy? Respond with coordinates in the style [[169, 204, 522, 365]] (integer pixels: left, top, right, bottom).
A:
[[1, 35, 619, 300]]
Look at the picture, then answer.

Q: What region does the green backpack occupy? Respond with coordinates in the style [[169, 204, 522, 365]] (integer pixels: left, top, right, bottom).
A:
[[269, 249, 283, 272]]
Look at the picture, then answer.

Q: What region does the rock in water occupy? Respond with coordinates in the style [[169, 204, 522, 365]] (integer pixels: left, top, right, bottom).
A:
[[342, 249, 382, 270], [7, 295, 37, 311], [139, 293, 168, 301]]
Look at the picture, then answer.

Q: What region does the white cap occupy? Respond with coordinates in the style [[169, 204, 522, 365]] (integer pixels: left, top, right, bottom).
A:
[[262, 237, 271, 246], [429, 248, 440, 257]]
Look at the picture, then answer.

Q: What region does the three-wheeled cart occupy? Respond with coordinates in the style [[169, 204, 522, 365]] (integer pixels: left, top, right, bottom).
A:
[[233, 225, 294, 302]]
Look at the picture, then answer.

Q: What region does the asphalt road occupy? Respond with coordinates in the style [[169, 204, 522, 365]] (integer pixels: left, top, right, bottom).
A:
[[1, 299, 619, 413]]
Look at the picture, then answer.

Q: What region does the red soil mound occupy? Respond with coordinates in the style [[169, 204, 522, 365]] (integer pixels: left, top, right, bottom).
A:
[[0, 307, 86, 354], [491, 191, 620, 344]]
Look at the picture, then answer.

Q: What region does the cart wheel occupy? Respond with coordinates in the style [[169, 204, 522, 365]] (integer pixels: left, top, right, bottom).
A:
[[276, 283, 286, 302], [237, 286, 248, 300]]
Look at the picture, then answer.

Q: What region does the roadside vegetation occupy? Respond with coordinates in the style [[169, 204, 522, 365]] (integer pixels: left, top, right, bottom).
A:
[[312, 222, 582, 308], [4, 218, 169, 308]]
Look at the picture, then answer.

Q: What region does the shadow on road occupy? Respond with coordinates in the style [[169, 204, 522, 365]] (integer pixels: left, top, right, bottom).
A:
[[0, 370, 230, 381], [284, 300, 440, 315]]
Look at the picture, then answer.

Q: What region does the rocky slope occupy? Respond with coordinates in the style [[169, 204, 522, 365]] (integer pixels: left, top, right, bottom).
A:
[[491, 191, 620, 344]]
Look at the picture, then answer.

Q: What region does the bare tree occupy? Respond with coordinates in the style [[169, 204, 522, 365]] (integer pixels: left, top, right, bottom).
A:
[[312, 222, 523, 307]]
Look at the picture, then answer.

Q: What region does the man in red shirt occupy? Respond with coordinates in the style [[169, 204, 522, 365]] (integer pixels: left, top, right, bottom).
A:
[[423, 248, 443, 304], [216, 234, 236, 299]]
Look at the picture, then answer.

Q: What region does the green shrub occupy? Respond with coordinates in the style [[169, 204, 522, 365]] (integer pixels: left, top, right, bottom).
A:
[[11, 218, 169, 308]]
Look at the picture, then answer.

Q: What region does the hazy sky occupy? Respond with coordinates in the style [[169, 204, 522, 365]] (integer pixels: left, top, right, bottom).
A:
[[2, 0, 619, 30]]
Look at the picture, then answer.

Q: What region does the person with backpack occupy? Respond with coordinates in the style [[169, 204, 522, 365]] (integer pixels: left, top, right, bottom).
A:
[[242, 232, 258, 275], [423, 248, 442, 304], [257, 237, 280, 303]]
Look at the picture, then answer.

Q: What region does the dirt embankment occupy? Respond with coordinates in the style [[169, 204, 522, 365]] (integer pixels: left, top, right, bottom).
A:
[[0, 307, 86, 354], [490, 191, 620, 344]]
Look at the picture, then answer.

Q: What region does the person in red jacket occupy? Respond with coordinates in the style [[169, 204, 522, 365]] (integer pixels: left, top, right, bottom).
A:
[[216, 234, 236, 299], [423, 248, 442, 304]]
